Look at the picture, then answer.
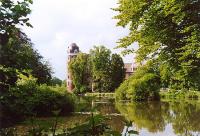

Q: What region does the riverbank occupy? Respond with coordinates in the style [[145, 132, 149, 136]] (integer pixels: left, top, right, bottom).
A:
[[85, 91, 200, 101], [159, 90, 200, 100]]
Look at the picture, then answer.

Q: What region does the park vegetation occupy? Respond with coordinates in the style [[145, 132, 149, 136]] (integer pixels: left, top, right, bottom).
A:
[[69, 46, 125, 94], [115, 61, 160, 101], [1, 0, 199, 134], [114, 0, 200, 100], [0, 0, 75, 127]]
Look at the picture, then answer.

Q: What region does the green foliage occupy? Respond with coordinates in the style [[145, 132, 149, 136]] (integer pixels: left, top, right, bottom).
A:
[[0, 66, 18, 90], [61, 79, 67, 87], [114, 0, 200, 91], [69, 46, 125, 93], [160, 90, 200, 100], [0, 128, 17, 136], [35, 85, 75, 116], [69, 53, 92, 94], [110, 54, 125, 91], [0, 112, 121, 136], [50, 77, 63, 86], [0, 0, 52, 89], [65, 113, 119, 136], [90, 46, 112, 92], [116, 62, 160, 100], [0, 32, 52, 85], [0, 0, 33, 36], [0, 73, 75, 128], [90, 46, 125, 92]]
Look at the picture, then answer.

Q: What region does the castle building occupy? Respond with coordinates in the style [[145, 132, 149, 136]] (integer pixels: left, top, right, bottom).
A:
[[66, 43, 136, 92], [67, 43, 79, 92], [124, 63, 135, 79]]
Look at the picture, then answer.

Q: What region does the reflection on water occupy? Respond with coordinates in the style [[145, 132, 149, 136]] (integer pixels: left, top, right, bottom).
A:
[[14, 98, 200, 136], [115, 101, 200, 136]]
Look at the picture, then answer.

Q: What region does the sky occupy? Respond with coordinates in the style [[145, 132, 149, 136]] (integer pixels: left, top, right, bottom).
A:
[[23, 0, 136, 80]]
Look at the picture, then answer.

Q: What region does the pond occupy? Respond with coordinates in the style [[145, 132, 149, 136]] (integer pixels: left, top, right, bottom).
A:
[[14, 98, 200, 136]]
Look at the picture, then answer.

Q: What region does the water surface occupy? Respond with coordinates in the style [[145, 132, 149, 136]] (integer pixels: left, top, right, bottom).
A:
[[15, 98, 200, 136]]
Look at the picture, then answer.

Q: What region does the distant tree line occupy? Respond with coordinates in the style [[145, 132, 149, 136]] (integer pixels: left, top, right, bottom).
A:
[[69, 46, 125, 94]]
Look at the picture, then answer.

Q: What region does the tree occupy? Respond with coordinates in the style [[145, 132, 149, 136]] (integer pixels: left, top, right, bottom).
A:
[[69, 46, 125, 93], [115, 61, 160, 101], [0, 32, 52, 85], [0, 0, 52, 89], [50, 77, 62, 86], [110, 53, 125, 91], [0, 0, 33, 45], [1, 0, 33, 91], [114, 0, 200, 91], [69, 53, 92, 93], [62, 79, 67, 87], [90, 46, 112, 92], [89, 46, 125, 92]]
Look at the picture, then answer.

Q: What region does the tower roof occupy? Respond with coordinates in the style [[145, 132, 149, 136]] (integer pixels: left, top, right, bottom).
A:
[[68, 43, 79, 53]]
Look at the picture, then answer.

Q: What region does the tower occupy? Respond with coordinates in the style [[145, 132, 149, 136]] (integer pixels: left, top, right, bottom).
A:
[[67, 43, 79, 92]]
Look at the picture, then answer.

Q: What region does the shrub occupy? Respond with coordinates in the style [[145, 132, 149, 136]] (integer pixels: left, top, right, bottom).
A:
[[0, 74, 75, 128], [36, 85, 75, 116], [115, 79, 130, 100], [115, 62, 160, 101]]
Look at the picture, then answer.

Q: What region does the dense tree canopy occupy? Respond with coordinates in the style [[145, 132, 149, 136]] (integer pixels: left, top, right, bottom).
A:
[[90, 46, 125, 92], [114, 0, 200, 90], [0, 0, 33, 45], [90, 46, 112, 92], [69, 53, 92, 93], [0, 0, 52, 91], [50, 77, 63, 86], [110, 53, 125, 91], [69, 46, 125, 93], [115, 61, 160, 100], [1, 0, 33, 88]]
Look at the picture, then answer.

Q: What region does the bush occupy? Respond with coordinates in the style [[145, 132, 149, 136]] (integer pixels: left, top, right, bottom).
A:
[[36, 85, 75, 116], [115, 62, 160, 101], [0, 74, 75, 128], [115, 79, 129, 100], [187, 91, 199, 99]]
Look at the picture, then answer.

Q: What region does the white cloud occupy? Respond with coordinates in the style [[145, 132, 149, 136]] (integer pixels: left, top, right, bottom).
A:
[[23, 0, 137, 79]]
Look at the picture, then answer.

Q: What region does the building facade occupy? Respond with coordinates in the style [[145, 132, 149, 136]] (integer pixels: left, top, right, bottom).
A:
[[66, 43, 79, 92], [124, 63, 136, 79]]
